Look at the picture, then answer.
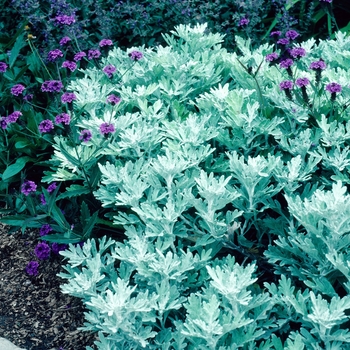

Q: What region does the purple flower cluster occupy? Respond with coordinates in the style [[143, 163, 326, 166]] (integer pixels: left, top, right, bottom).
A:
[[289, 47, 306, 59], [55, 113, 71, 125], [79, 129, 92, 142], [239, 18, 249, 26], [74, 52, 86, 61], [0, 62, 8, 73], [62, 60, 77, 72], [100, 122, 115, 136], [52, 242, 68, 254], [59, 36, 71, 45], [129, 50, 143, 61], [320, 0, 332, 2], [270, 31, 281, 37], [21, 180, 37, 196], [296, 78, 310, 87], [309, 60, 327, 70], [279, 59, 294, 69], [41, 80, 63, 93], [11, 84, 25, 96], [1, 111, 22, 129], [99, 39, 113, 47], [103, 64, 116, 78], [39, 119, 54, 133], [106, 94, 121, 105], [277, 38, 290, 45], [326, 82, 342, 93], [280, 80, 293, 90], [40, 224, 53, 236], [26, 261, 39, 276], [47, 49, 63, 62], [285, 30, 299, 40], [61, 92, 77, 103], [88, 49, 101, 60], [54, 15, 75, 25], [265, 52, 279, 62], [34, 242, 51, 260], [47, 182, 57, 193]]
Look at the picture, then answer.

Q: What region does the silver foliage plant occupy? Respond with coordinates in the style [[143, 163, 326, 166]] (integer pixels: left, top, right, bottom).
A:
[[54, 24, 350, 349]]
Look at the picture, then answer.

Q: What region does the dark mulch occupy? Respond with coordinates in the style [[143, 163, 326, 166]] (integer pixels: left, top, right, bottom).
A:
[[0, 223, 98, 350]]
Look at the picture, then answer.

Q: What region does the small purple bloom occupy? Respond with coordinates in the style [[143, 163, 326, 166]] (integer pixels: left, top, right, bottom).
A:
[[40, 224, 52, 236], [41, 80, 63, 93], [106, 94, 121, 105], [51, 242, 68, 254], [296, 78, 310, 87], [277, 38, 290, 45], [54, 15, 75, 26], [320, 0, 332, 2], [61, 92, 77, 103], [40, 194, 47, 205], [99, 39, 113, 47], [290, 47, 306, 58], [34, 242, 51, 260], [62, 60, 77, 72], [0, 62, 8, 73], [100, 122, 115, 136], [88, 49, 101, 60], [11, 84, 25, 96], [47, 49, 63, 62], [129, 50, 143, 61], [55, 113, 71, 125], [279, 59, 294, 69], [26, 261, 39, 276], [326, 82, 342, 93], [285, 30, 299, 40], [0, 117, 8, 129], [74, 51, 86, 61], [265, 52, 279, 62], [39, 119, 54, 133], [103, 64, 116, 78], [239, 18, 249, 26], [79, 129, 92, 142], [47, 182, 57, 193], [59, 36, 71, 46], [21, 180, 37, 196], [7, 111, 22, 123], [270, 31, 282, 37], [310, 60, 327, 70], [23, 94, 33, 102], [280, 80, 294, 90]]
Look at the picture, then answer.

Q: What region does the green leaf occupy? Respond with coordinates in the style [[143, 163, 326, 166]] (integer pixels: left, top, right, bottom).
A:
[[82, 210, 99, 240], [2, 156, 32, 180], [9, 32, 26, 68], [40, 233, 83, 244], [0, 214, 48, 227], [56, 185, 90, 200]]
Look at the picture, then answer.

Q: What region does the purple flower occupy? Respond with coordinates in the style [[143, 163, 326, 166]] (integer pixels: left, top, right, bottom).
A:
[[129, 50, 143, 61], [100, 122, 115, 136], [326, 82, 342, 93], [23, 94, 33, 102], [99, 39, 113, 47], [239, 18, 249, 26], [279, 59, 294, 69], [277, 38, 290, 45], [88, 49, 101, 60], [25, 261, 39, 276], [41, 80, 63, 93], [296, 78, 310, 87], [39, 119, 54, 133], [289, 47, 306, 58], [62, 60, 77, 72], [34, 242, 51, 260], [47, 182, 57, 193], [309, 60, 327, 70], [21, 180, 37, 196], [40, 194, 47, 205], [285, 30, 299, 40], [51, 242, 68, 254], [280, 80, 294, 90], [103, 64, 116, 78], [11, 84, 25, 96], [59, 36, 71, 46], [320, 0, 332, 2], [0, 62, 8, 73], [0, 118, 8, 129], [54, 15, 75, 26], [61, 92, 77, 103], [270, 31, 282, 37], [40, 224, 52, 236], [7, 111, 22, 123], [55, 113, 71, 125], [47, 49, 63, 62], [106, 94, 121, 105], [79, 129, 92, 142], [265, 52, 279, 62], [74, 51, 86, 61]]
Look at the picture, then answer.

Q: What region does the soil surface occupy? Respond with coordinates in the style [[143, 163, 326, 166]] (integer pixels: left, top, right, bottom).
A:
[[0, 223, 97, 350]]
